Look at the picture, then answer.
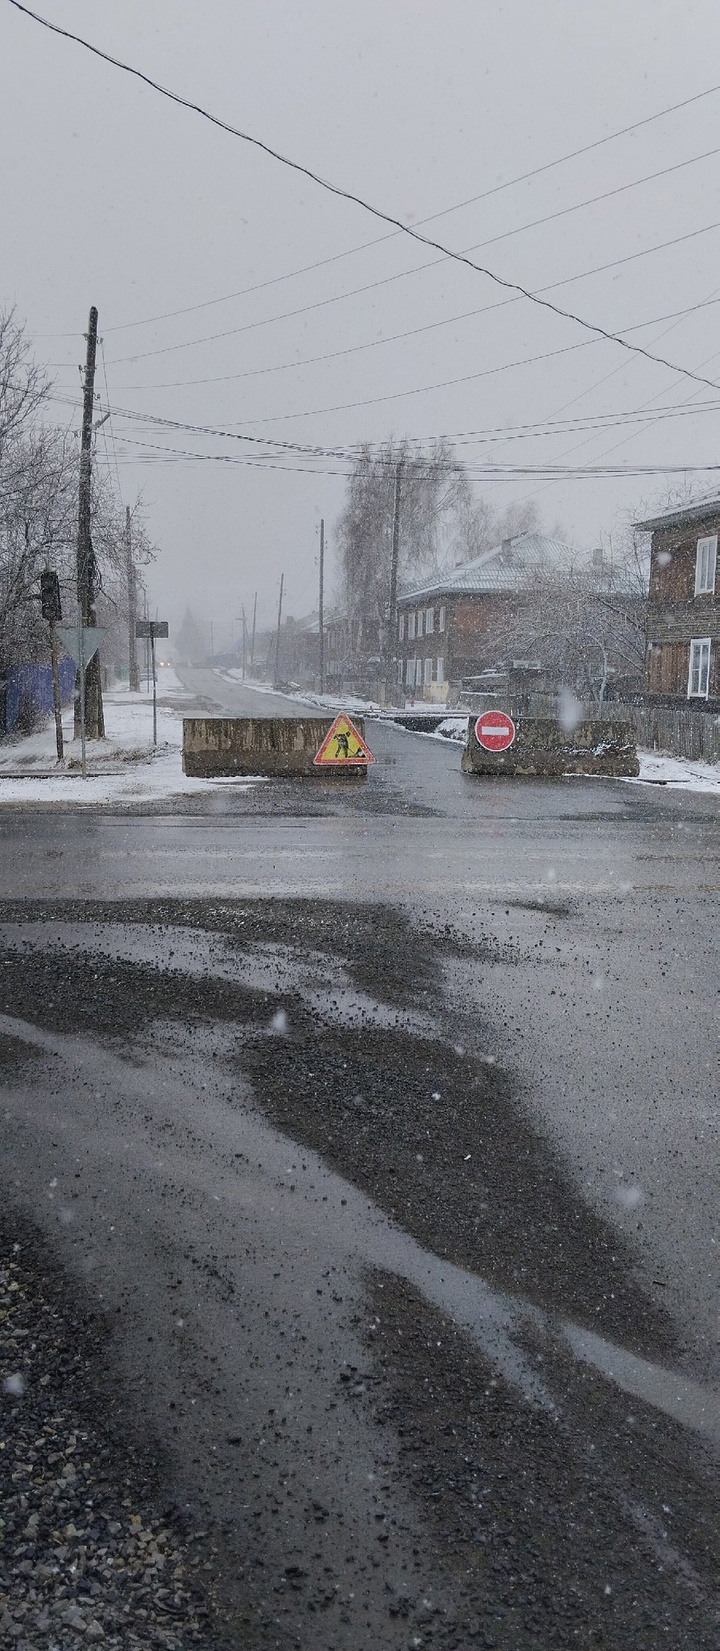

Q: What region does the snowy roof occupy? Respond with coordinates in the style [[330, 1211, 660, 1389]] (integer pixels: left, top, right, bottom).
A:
[[635, 496, 720, 532], [397, 532, 580, 604]]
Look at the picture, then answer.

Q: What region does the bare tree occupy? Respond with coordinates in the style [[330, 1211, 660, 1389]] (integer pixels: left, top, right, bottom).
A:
[[0, 311, 157, 729], [0, 309, 50, 454], [336, 438, 490, 668], [489, 554, 648, 705]]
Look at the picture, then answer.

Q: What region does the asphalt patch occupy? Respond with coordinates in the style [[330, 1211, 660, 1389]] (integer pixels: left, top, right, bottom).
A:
[[350, 1271, 718, 1651], [0, 900, 673, 1355]]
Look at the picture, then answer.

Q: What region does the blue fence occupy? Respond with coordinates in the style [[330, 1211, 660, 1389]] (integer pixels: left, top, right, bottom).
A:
[[2, 658, 76, 735]]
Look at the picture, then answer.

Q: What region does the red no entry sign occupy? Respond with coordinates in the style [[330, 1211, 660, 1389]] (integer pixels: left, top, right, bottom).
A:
[[474, 710, 516, 752]]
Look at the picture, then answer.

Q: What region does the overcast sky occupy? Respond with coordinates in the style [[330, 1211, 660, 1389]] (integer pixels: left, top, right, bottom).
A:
[[3, 0, 720, 643]]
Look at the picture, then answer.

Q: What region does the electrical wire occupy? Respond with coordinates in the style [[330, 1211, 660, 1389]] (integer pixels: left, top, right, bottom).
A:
[[112, 291, 720, 396], [104, 216, 720, 370], [99, 338, 125, 503], [10, 0, 720, 398]]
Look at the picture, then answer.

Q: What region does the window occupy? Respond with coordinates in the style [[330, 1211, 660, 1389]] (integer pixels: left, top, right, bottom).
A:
[[408, 611, 416, 640], [425, 607, 434, 635], [436, 656, 444, 683], [416, 610, 424, 638], [397, 659, 403, 684], [438, 605, 446, 632], [424, 657, 433, 685], [688, 638, 711, 697], [695, 536, 717, 595], [398, 613, 405, 641], [405, 657, 415, 686]]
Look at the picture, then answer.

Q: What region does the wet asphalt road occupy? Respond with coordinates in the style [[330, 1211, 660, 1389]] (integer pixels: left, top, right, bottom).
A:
[[0, 674, 718, 1649]]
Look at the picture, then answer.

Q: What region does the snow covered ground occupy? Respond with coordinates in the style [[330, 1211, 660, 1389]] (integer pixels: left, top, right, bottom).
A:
[[0, 668, 262, 806], [216, 669, 385, 717], [628, 751, 720, 793]]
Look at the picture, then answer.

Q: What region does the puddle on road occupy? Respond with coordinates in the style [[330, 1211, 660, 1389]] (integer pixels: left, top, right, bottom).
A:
[[1, 1006, 717, 1447]]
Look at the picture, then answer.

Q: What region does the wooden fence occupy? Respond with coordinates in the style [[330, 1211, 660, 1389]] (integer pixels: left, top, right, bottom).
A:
[[596, 702, 720, 763], [501, 692, 720, 762]]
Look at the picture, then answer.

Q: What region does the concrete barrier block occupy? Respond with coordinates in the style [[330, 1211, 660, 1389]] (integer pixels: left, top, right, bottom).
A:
[[461, 717, 640, 777], [182, 717, 370, 778]]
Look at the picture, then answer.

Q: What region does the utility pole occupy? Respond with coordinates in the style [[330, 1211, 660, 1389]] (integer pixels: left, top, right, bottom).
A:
[[250, 590, 258, 675], [241, 605, 247, 679], [318, 517, 325, 696], [125, 505, 139, 691], [273, 573, 284, 687], [386, 458, 404, 703], [74, 305, 104, 739]]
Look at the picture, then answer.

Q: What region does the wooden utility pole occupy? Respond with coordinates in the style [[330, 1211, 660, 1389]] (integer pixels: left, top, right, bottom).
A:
[[250, 590, 257, 674], [318, 518, 325, 696], [126, 505, 139, 691], [74, 305, 104, 739], [273, 573, 284, 687], [241, 605, 247, 678], [386, 458, 404, 702]]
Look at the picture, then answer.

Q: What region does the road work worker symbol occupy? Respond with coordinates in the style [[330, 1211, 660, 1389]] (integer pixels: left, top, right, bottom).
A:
[[313, 712, 375, 767]]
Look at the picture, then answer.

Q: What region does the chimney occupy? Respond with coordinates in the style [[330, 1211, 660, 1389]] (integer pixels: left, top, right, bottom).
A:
[[592, 546, 604, 568], [500, 537, 513, 563]]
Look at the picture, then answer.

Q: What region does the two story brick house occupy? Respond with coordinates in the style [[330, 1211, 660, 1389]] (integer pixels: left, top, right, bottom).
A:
[[396, 532, 578, 701], [636, 498, 720, 705]]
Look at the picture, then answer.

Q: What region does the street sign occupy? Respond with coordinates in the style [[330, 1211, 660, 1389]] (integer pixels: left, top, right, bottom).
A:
[[56, 626, 105, 666], [136, 620, 169, 639], [313, 713, 375, 767], [474, 710, 516, 752]]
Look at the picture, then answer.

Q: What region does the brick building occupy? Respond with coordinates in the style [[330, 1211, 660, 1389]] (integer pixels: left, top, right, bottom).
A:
[[636, 498, 720, 705], [395, 532, 578, 702]]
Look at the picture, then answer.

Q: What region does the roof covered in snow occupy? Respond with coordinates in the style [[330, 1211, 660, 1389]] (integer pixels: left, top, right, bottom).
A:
[[397, 532, 582, 604], [635, 495, 720, 532]]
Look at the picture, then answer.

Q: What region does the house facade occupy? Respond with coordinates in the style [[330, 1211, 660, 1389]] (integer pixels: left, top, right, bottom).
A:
[[395, 532, 576, 702], [636, 499, 720, 705]]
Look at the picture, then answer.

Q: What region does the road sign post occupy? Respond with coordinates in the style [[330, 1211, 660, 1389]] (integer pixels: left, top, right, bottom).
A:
[[56, 624, 105, 778], [136, 620, 169, 748], [474, 710, 516, 753]]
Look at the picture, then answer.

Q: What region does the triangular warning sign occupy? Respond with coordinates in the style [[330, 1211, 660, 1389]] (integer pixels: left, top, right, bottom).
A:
[[313, 712, 375, 766]]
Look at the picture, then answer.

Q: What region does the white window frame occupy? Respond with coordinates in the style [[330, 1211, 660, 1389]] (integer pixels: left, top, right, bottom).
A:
[[438, 605, 446, 633], [398, 612, 405, 641], [425, 607, 434, 635], [405, 656, 415, 686], [694, 536, 717, 596], [408, 611, 416, 641], [436, 656, 445, 683], [688, 637, 711, 698], [423, 657, 433, 686], [397, 658, 403, 684], [416, 609, 424, 638]]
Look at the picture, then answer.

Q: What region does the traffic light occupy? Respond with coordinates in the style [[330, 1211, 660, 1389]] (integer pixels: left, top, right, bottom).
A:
[[40, 569, 62, 623]]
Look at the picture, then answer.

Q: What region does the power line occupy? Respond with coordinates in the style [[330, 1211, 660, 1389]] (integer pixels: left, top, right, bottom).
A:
[[10, 0, 720, 399], [112, 291, 720, 396], [99, 338, 125, 502], [102, 216, 720, 373], [109, 431, 720, 480], [41, 138, 720, 346], [54, 388, 720, 467]]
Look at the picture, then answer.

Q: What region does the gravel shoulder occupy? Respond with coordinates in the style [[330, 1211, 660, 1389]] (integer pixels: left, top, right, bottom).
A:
[[0, 1210, 224, 1651]]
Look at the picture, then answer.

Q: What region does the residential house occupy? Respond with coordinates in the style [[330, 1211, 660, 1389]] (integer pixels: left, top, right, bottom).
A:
[[395, 531, 579, 702], [636, 498, 720, 705]]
